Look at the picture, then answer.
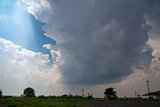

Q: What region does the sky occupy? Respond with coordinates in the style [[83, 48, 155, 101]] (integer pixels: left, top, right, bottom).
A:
[[0, 0, 160, 98], [0, 0, 56, 62]]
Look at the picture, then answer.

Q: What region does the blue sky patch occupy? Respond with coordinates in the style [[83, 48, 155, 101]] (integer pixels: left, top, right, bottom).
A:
[[0, 0, 56, 62]]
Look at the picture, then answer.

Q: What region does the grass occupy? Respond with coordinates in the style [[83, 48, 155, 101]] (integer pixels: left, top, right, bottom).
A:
[[0, 97, 160, 107], [0, 97, 81, 107]]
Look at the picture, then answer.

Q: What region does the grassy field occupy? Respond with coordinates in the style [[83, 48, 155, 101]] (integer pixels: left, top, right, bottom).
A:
[[0, 97, 160, 107]]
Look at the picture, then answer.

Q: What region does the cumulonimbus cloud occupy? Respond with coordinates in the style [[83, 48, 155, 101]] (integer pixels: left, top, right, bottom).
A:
[[22, 0, 160, 85]]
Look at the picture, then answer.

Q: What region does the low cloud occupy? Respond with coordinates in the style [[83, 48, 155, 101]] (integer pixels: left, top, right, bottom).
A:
[[22, 0, 160, 87]]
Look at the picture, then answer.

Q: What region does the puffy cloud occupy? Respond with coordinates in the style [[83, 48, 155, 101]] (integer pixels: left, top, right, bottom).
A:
[[43, 44, 54, 50], [22, 0, 160, 94], [22, 0, 52, 22], [0, 38, 61, 95], [21, 0, 160, 84], [43, 44, 62, 63]]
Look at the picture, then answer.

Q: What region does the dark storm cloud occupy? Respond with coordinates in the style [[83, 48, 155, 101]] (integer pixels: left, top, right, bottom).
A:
[[146, 0, 160, 39], [43, 0, 160, 85]]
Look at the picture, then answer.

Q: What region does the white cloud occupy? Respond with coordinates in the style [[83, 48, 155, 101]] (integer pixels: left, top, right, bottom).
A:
[[0, 38, 62, 95], [22, 0, 51, 22], [43, 44, 54, 50], [43, 44, 62, 63]]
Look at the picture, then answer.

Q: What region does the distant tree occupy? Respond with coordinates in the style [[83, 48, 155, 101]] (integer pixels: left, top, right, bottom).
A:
[[87, 93, 93, 99], [0, 89, 2, 97], [23, 87, 35, 97], [104, 87, 117, 100], [87, 95, 93, 99]]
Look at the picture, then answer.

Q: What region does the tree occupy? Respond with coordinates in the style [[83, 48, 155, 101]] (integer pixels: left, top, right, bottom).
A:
[[104, 87, 117, 100], [23, 87, 35, 97], [0, 89, 2, 97]]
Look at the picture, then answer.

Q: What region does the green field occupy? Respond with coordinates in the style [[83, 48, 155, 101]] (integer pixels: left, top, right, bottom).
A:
[[0, 97, 160, 107]]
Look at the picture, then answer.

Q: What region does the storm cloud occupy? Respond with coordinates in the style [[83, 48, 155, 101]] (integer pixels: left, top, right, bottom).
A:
[[23, 0, 160, 85]]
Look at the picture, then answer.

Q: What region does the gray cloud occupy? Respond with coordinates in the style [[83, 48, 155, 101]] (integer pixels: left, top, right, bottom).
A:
[[39, 0, 160, 85]]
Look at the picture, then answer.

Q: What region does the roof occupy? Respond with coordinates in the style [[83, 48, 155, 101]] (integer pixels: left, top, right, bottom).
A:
[[142, 91, 160, 96]]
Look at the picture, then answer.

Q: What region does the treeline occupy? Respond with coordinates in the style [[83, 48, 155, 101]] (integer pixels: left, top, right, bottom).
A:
[[37, 94, 93, 100], [0, 94, 93, 100], [0, 87, 93, 100]]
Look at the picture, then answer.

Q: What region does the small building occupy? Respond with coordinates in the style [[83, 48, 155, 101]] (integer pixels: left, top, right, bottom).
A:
[[142, 91, 160, 99]]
